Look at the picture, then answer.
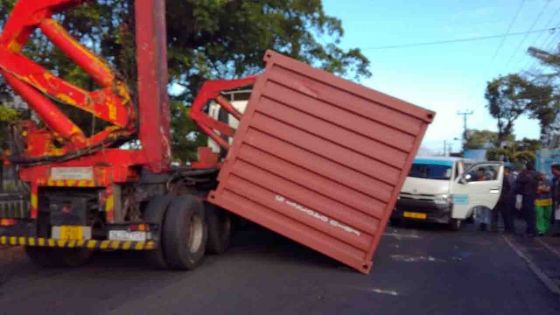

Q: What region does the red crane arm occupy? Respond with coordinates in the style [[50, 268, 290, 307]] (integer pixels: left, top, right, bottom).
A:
[[190, 76, 258, 151], [0, 0, 135, 160]]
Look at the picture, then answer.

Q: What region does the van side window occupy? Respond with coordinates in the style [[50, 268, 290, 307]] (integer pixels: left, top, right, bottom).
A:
[[466, 165, 499, 182]]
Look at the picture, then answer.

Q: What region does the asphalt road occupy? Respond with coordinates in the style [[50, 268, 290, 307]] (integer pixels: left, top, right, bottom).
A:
[[0, 222, 559, 315]]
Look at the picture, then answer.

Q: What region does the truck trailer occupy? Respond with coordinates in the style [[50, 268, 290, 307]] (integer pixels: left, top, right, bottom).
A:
[[0, 0, 434, 273]]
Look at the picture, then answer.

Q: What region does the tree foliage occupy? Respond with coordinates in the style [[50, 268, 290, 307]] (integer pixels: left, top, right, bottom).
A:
[[486, 137, 540, 164], [485, 74, 555, 146], [0, 0, 371, 161], [0, 104, 17, 148], [464, 129, 499, 149]]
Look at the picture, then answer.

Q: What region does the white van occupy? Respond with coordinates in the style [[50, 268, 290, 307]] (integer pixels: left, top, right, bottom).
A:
[[392, 157, 504, 230]]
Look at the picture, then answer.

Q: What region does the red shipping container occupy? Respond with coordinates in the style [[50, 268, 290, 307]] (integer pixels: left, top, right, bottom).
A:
[[209, 50, 434, 273]]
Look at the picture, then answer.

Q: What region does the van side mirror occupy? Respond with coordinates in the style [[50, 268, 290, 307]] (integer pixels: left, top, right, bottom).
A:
[[460, 174, 471, 184]]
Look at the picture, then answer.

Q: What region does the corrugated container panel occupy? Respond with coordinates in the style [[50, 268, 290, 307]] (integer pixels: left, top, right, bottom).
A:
[[209, 50, 434, 273]]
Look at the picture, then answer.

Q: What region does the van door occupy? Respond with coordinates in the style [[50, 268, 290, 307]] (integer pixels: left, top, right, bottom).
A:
[[450, 162, 504, 219]]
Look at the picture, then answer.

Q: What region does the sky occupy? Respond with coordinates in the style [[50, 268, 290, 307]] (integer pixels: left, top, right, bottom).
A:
[[323, 0, 560, 154]]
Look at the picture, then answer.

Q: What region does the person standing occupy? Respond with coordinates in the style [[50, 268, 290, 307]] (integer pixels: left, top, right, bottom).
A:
[[492, 166, 515, 233], [550, 163, 560, 236], [535, 172, 552, 236], [516, 161, 539, 237]]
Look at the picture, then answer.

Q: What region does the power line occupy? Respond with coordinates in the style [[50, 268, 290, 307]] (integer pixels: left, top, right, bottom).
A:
[[504, 0, 552, 67], [530, 2, 560, 50], [362, 27, 559, 50], [523, 2, 560, 70], [489, 0, 526, 65], [471, 0, 526, 114]]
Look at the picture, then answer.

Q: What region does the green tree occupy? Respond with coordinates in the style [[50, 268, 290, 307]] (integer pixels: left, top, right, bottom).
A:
[[485, 137, 540, 164], [0, 104, 17, 149], [526, 46, 560, 143], [464, 129, 499, 149], [0, 0, 371, 161], [485, 74, 555, 146]]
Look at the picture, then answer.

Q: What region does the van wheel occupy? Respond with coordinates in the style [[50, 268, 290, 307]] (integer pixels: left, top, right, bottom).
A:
[[163, 196, 207, 270], [449, 219, 462, 231], [143, 195, 172, 269], [205, 203, 232, 255]]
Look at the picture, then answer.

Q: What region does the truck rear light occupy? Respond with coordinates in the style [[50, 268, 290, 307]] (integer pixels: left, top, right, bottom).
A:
[[0, 219, 17, 226], [129, 224, 149, 232]]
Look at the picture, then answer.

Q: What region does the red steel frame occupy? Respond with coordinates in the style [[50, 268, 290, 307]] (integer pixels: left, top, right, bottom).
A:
[[0, 0, 170, 223], [190, 76, 257, 149], [190, 76, 257, 168], [0, 0, 135, 157]]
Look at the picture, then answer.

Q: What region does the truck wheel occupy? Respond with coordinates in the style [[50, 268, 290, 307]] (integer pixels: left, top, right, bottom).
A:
[[163, 196, 207, 270], [25, 247, 92, 268], [144, 195, 172, 269], [205, 203, 232, 255], [449, 219, 462, 231]]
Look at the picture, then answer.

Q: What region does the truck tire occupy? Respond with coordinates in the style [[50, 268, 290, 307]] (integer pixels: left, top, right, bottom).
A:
[[144, 195, 172, 269], [449, 219, 462, 231], [205, 203, 232, 255], [25, 247, 92, 268], [163, 196, 207, 270]]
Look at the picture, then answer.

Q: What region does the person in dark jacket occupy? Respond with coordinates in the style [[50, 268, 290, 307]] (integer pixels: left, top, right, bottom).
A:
[[492, 166, 515, 233], [516, 161, 539, 237], [550, 163, 560, 236]]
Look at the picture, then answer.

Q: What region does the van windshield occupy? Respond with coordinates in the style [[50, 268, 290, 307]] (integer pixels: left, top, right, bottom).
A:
[[409, 163, 452, 180]]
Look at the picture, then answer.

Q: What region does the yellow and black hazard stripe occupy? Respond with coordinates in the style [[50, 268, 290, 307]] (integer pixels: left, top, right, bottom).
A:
[[0, 236, 156, 250]]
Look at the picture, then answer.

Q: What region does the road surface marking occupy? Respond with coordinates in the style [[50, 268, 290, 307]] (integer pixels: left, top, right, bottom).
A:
[[536, 238, 560, 259], [503, 235, 560, 296], [391, 254, 446, 263], [383, 232, 421, 240]]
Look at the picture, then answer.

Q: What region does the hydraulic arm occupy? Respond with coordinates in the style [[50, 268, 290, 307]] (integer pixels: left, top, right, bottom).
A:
[[0, 0, 135, 163]]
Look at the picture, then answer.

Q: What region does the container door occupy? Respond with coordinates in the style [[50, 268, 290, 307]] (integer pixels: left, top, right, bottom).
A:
[[451, 162, 503, 219]]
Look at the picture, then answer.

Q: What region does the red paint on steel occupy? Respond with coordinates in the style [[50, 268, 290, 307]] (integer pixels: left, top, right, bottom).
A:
[[191, 76, 257, 153], [3, 72, 86, 143], [209, 50, 434, 273], [0, 0, 134, 159], [135, 0, 171, 173], [39, 19, 114, 87]]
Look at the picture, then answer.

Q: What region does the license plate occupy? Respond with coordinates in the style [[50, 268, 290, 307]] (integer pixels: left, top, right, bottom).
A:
[[58, 226, 84, 240], [108, 230, 148, 242], [403, 211, 427, 219]]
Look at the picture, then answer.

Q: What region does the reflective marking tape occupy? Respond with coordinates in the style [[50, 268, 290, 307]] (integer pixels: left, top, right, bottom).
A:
[[0, 236, 156, 251]]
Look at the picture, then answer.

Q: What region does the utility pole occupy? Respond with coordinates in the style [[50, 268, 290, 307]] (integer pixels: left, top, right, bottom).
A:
[[457, 110, 473, 146]]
